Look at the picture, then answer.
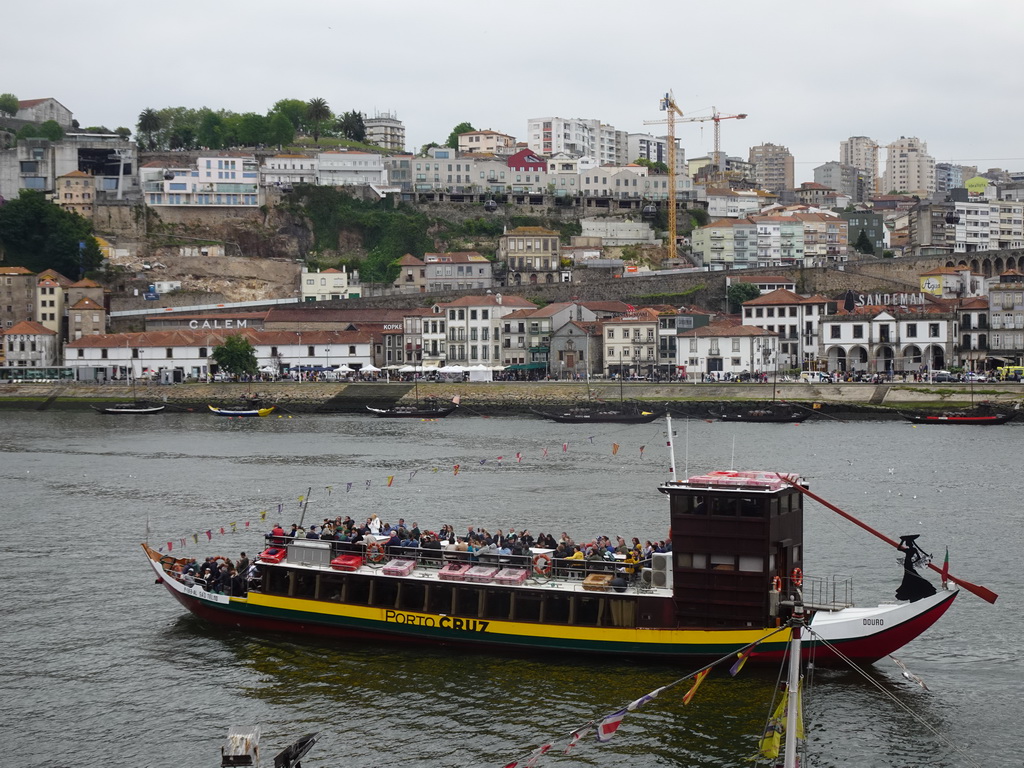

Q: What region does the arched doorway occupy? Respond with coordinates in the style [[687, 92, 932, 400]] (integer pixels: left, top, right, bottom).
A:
[[827, 346, 847, 372], [926, 344, 945, 370], [902, 345, 922, 370], [848, 345, 869, 372]]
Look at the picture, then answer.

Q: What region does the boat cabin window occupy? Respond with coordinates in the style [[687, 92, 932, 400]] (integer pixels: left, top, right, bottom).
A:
[[681, 494, 767, 517], [257, 568, 638, 628]]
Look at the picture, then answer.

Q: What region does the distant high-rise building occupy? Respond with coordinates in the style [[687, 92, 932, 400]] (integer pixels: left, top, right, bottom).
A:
[[883, 137, 935, 196], [748, 143, 794, 195], [935, 163, 966, 195], [364, 112, 405, 153], [839, 136, 880, 191], [814, 162, 871, 203], [526, 117, 596, 158]]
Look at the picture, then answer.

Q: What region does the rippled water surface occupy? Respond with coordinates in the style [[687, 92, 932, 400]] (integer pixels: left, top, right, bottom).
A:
[[3, 411, 1021, 767]]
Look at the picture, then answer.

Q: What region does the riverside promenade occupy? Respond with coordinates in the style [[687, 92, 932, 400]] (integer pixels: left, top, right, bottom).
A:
[[1, 379, 1021, 418]]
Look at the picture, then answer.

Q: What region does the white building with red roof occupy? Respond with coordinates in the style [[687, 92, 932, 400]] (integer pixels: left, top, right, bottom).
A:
[[741, 289, 833, 370], [4, 320, 59, 368]]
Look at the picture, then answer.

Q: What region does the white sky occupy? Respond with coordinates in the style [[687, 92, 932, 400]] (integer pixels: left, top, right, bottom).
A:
[[6, 0, 1023, 181]]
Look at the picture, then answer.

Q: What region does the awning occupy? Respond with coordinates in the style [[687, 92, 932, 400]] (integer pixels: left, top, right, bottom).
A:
[[507, 362, 548, 371]]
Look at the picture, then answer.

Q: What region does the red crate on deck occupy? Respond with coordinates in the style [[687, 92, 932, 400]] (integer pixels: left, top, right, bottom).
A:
[[439, 563, 471, 581], [260, 547, 287, 564], [494, 568, 529, 585], [465, 565, 499, 583], [331, 554, 362, 572], [383, 559, 416, 576]]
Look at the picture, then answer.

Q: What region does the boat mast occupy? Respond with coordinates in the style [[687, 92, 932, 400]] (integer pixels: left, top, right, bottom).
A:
[[665, 413, 677, 477], [783, 605, 804, 768]]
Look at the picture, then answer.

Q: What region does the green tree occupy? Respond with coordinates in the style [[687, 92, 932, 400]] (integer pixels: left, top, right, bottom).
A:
[[137, 107, 161, 149], [197, 110, 224, 149], [0, 190, 103, 276], [37, 120, 64, 141], [237, 112, 268, 146], [306, 97, 331, 143], [634, 157, 669, 174], [419, 141, 440, 155], [211, 335, 259, 377], [727, 281, 762, 313], [269, 98, 307, 130], [853, 229, 874, 255], [0, 92, 18, 117], [445, 121, 475, 149], [115, 126, 132, 139], [266, 112, 295, 146], [337, 110, 366, 142]]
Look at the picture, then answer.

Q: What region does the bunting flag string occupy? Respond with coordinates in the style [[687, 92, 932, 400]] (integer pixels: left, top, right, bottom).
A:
[[153, 426, 676, 557], [495, 628, 785, 768]]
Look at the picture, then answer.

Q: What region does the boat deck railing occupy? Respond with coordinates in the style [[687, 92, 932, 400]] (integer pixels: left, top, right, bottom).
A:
[[780, 574, 854, 611]]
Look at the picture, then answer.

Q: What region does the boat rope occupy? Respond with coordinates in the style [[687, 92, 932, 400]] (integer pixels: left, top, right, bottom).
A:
[[805, 628, 984, 768]]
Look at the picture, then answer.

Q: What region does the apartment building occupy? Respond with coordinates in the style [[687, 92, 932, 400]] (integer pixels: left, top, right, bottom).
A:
[[422, 252, 495, 292], [748, 143, 794, 195], [53, 170, 95, 218], [677, 323, 778, 380], [441, 294, 535, 365], [263, 154, 318, 188], [883, 137, 935, 197], [458, 130, 516, 155], [364, 112, 405, 153], [142, 155, 260, 207], [300, 267, 361, 301], [741, 289, 832, 369], [498, 226, 562, 286], [317, 151, 386, 187]]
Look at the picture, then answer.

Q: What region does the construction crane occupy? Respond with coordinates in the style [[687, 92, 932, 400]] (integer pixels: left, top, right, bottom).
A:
[[677, 106, 747, 184], [643, 91, 685, 260]]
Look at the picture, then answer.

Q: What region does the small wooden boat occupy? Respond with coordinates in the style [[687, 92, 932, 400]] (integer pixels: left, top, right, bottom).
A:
[[208, 404, 276, 417], [900, 410, 1015, 425], [531, 407, 662, 424], [91, 401, 165, 415], [367, 394, 459, 419], [715, 407, 808, 423]]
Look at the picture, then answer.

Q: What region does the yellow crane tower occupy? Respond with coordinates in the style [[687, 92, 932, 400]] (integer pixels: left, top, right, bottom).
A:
[[677, 106, 747, 184], [643, 92, 684, 260], [645, 95, 747, 259]]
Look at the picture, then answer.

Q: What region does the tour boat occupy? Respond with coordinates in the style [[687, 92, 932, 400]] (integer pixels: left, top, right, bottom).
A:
[[144, 418, 981, 664]]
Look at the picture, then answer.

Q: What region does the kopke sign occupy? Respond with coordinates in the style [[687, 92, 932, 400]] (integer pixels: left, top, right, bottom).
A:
[[856, 292, 926, 307], [188, 319, 249, 329]]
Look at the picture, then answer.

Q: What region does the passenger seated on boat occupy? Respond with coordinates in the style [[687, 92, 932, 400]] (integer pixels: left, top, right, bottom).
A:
[[182, 568, 196, 587], [305, 526, 320, 540], [586, 548, 615, 573], [566, 546, 585, 575], [419, 534, 444, 562], [385, 530, 403, 554], [269, 524, 286, 544], [287, 524, 299, 539], [620, 552, 639, 581], [230, 569, 246, 597]]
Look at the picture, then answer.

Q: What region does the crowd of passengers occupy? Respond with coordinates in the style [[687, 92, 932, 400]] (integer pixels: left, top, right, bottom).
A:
[[264, 514, 672, 577], [171, 514, 672, 595]]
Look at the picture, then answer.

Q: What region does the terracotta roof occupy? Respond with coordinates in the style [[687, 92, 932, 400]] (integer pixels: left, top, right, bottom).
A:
[[5, 320, 56, 336], [503, 226, 559, 236], [396, 254, 425, 267], [36, 269, 73, 285], [423, 251, 489, 263], [149, 312, 268, 322], [743, 289, 804, 306], [441, 295, 536, 309], [580, 301, 633, 314], [0, 266, 34, 276], [264, 307, 406, 324], [17, 98, 58, 108], [959, 297, 989, 309], [691, 323, 776, 338], [59, 170, 90, 178], [71, 278, 102, 288], [70, 297, 103, 310]]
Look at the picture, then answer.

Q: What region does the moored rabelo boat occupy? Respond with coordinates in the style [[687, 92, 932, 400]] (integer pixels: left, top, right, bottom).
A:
[[714, 406, 808, 423], [366, 394, 460, 418], [92, 401, 165, 415], [145, 420, 971, 664], [530, 406, 662, 424], [208, 404, 276, 417], [900, 407, 1016, 425]]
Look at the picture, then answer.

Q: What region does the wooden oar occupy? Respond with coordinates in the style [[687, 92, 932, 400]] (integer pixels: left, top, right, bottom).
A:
[[779, 474, 998, 604]]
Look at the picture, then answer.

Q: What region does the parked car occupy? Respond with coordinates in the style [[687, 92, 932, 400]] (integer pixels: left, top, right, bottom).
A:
[[931, 371, 955, 383], [964, 372, 990, 383]]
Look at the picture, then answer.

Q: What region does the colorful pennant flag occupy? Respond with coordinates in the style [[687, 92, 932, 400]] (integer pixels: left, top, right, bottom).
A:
[[516, 452, 523, 463], [205, 530, 212, 541], [595, 709, 627, 743], [453, 464, 461, 476], [730, 645, 756, 676], [192, 533, 199, 544], [682, 668, 710, 705], [564, 727, 588, 754], [627, 685, 665, 711], [639, 445, 645, 458], [523, 744, 551, 767], [940, 546, 949, 586], [346, 482, 353, 492], [612, 443, 620, 455], [259, 509, 267, 521], [167, 541, 173, 552], [562, 443, 568, 453]]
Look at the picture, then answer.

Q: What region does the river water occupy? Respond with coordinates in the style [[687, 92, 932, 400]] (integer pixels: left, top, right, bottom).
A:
[[3, 411, 1020, 767]]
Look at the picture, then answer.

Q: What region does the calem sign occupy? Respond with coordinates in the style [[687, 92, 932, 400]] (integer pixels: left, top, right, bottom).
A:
[[188, 319, 249, 329]]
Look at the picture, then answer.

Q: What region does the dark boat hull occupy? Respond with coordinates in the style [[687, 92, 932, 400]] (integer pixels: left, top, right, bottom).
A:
[[716, 411, 808, 423], [901, 411, 1016, 425], [91, 402, 165, 415], [366, 405, 458, 418], [532, 408, 661, 424]]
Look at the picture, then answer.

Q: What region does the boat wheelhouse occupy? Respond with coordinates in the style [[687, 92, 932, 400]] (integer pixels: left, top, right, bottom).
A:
[[145, 464, 957, 664]]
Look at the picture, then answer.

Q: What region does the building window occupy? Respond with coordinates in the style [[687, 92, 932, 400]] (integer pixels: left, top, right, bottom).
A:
[[906, 324, 917, 338], [929, 323, 940, 338], [830, 326, 840, 339], [852, 325, 864, 339]]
